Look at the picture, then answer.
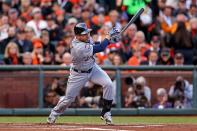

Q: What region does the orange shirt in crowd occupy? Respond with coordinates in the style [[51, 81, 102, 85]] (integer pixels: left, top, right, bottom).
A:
[[96, 53, 107, 64], [161, 21, 190, 34], [131, 43, 150, 56], [32, 55, 40, 65], [91, 15, 110, 26], [128, 56, 147, 66]]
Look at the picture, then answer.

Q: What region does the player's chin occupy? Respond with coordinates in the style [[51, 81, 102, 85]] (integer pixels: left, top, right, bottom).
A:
[[85, 38, 90, 43]]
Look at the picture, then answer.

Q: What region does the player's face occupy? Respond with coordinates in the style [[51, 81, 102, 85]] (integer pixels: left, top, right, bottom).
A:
[[77, 33, 90, 43]]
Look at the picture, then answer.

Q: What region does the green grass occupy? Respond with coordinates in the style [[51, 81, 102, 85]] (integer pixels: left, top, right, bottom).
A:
[[0, 116, 197, 124]]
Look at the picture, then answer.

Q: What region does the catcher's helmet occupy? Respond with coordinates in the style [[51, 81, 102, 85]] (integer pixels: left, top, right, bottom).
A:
[[74, 23, 92, 35]]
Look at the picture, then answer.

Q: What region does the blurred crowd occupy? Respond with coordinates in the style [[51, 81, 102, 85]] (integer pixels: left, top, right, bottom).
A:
[[44, 75, 193, 109], [44, 77, 105, 108], [0, 0, 197, 66], [123, 75, 193, 109], [0, 0, 196, 108]]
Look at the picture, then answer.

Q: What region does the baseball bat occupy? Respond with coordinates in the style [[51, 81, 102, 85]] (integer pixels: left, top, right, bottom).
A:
[[120, 8, 144, 35]]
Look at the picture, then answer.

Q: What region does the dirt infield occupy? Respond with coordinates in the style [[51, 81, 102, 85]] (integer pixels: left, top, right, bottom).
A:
[[0, 123, 197, 131]]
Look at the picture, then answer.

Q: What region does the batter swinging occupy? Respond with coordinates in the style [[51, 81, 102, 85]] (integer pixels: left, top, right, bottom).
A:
[[47, 23, 120, 125]]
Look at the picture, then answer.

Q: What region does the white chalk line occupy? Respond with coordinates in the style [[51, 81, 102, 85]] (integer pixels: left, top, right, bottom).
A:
[[71, 127, 134, 131], [0, 127, 134, 131], [0, 124, 165, 131]]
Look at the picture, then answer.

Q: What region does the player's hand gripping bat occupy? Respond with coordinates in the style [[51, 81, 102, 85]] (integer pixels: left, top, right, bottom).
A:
[[110, 8, 145, 43]]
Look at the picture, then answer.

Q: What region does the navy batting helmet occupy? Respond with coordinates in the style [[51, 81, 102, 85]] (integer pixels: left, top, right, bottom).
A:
[[74, 23, 92, 35]]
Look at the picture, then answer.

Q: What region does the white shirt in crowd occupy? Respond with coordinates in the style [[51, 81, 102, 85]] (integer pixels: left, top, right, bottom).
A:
[[26, 20, 48, 37]]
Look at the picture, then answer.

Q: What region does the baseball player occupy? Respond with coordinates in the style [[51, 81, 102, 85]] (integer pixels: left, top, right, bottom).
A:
[[47, 23, 120, 125]]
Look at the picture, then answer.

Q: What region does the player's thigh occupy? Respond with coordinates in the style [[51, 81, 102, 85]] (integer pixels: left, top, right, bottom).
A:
[[90, 65, 113, 87], [66, 71, 88, 97]]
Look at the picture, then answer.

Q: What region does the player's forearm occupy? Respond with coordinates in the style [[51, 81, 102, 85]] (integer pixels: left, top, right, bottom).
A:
[[93, 38, 110, 54]]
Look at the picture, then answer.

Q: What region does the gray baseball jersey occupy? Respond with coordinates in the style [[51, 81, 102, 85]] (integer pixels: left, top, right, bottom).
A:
[[50, 37, 114, 116], [70, 38, 95, 71]]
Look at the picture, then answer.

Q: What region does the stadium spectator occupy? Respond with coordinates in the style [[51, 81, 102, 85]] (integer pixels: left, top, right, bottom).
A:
[[1, 0, 11, 15], [54, 41, 66, 65], [124, 87, 136, 108], [0, 15, 9, 42], [169, 76, 193, 108], [25, 26, 36, 42], [174, 52, 184, 66], [55, 9, 65, 29], [21, 52, 32, 65], [26, 7, 48, 37], [81, 7, 92, 27], [79, 81, 102, 108], [120, 24, 137, 62], [123, 76, 135, 106], [140, 51, 159, 66], [43, 49, 54, 65], [50, 77, 66, 96], [131, 31, 150, 56], [144, 35, 161, 58], [16, 17, 27, 33], [105, 10, 121, 29], [128, 48, 147, 66], [140, 4, 153, 39], [158, 48, 174, 65], [190, 18, 197, 38], [14, 30, 33, 53], [4, 41, 21, 65], [125, 76, 135, 88], [32, 40, 44, 65], [61, 52, 72, 66], [186, 0, 197, 9], [71, 5, 82, 21], [189, 17, 197, 65], [20, 0, 32, 21], [97, 24, 111, 42], [174, 0, 188, 16], [44, 89, 60, 108], [152, 88, 172, 109], [8, 8, 18, 26], [140, 5, 153, 26], [98, 0, 116, 12], [134, 76, 151, 104], [40, 0, 53, 17], [41, 29, 55, 54], [169, 15, 193, 65], [103, 48, 118, 65], [64, 17, 78, 37], [188, 4, 197, 18], [46, 16, 64, 42], [44, 77, 66, 108], [0, 26, 16, 54], [112, 54, 123, 66], [160, 5, 175, 34], [128, 76, 151, 108], [62, 33, 73, 53]]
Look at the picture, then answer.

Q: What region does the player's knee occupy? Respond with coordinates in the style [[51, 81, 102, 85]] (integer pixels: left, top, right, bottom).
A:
[[63, 96, 76, 103]]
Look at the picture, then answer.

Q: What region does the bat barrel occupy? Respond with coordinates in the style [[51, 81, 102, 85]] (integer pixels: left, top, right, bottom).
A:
[[120, 8, 144, 34]]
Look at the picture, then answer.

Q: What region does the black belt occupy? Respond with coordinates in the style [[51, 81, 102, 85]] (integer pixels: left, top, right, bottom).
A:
[[73, 68, 92, 73]]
